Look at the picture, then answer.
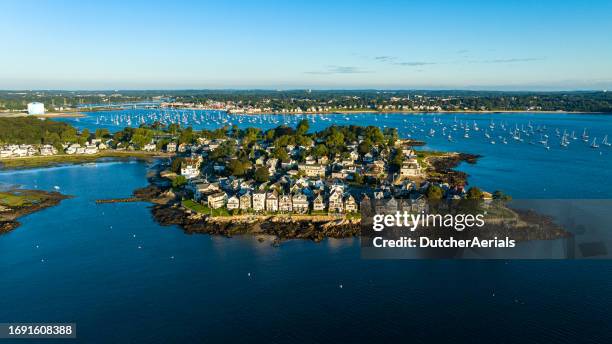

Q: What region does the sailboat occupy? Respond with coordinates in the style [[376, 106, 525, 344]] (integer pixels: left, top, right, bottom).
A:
[[591, 138, 600, 149], [602, 135, 611, 147]]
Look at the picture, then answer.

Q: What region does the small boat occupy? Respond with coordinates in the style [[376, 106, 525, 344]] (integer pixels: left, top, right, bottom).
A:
[[582, 128, 589, 142], [53, 185, 60, 190]]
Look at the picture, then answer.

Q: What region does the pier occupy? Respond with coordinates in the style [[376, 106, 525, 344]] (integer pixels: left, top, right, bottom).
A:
[[95, 197, 142, 204]]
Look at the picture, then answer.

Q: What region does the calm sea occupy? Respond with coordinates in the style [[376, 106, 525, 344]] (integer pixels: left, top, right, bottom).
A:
[[0, 112, 611, 342]]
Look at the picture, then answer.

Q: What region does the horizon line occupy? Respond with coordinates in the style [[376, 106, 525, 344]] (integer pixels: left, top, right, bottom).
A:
[[0, 88, 608, 93]]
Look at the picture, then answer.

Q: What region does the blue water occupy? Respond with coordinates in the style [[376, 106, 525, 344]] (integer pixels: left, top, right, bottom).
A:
[[60, 110, 612, 198], [2, 112, 612, 342], [0, 161, 611, 342]]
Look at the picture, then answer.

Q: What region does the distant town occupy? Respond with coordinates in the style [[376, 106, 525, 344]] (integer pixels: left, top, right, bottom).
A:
[[1, 89, 611, 114]]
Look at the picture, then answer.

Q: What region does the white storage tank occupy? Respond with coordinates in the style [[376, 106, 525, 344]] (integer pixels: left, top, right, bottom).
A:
[[27, 102, 45, 115]]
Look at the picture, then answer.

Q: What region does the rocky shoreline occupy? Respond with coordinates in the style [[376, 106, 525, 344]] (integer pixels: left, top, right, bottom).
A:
[[0, 190, 71, 234], [152, 204, 360, 243], [426, 152, 480, 186]]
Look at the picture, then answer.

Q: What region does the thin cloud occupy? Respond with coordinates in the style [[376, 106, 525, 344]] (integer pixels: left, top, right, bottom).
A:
[[374, 56, 396, 62], [393, 61, 437, 66], [472, 57, 545, 64], [305, 65, 371, 75], [373, 55, 437, 67]]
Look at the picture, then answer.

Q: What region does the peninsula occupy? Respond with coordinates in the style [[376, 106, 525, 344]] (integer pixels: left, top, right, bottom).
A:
[[0, 189, 70, 234], [0, 116, 568, 242]]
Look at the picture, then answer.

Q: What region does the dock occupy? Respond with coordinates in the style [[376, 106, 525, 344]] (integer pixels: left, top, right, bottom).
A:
[[95, 197, 142, 204]]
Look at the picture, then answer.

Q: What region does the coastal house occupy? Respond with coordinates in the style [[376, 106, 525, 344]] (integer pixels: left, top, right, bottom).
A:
[[65, 143, 80, 155], [266, 158, 279, 174], [193, 182, 220, 201], [143, 143, 157, 151], [181, 157, 202, 179], [166, 142, 177, 152], [39, 145, 57, 156], [0, 148, 13, 158], [292, 193, 309, 213], [266, 190, 279, 212], [252, 191, 266, 211], [208, 192, 227, 209], [298, 164, 326, 178], [84, 144, 98, 154], [328, 190, 344, 213], [313, 194, 325, 212], [360, 194, 371, 214], [239, 192, 252, 210], [278, 194, 292, 212], [226, 196, 240, 210], [399, 159, 423, 178], [344, 195, 358, 213]]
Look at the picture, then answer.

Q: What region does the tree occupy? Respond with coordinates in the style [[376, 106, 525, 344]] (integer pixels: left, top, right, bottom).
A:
[[272, 146, 289, 162], [171, 158, 185, 173], [296, 119, 309, 135], [466, 187, 483, 200], [95, 128, 110, 139], [353, 173, 364, 185], [358, 139, 372, 155], [390, 150, 403, 172], [61, 127, 78, 143], [311, 144, 328, 158], [179, 127, 194, 144], [172, 175, 187, 188], [492, 190, 512, 201], [227, 159, 250, 177], [427, 185, 444, 200], [254, 166, 270, 182]]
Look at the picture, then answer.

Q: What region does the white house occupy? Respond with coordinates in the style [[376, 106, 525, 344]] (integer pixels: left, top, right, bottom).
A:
[[207, 192, 227, 209], [227, 196, 240, 210], [252, 191, 266, 211]]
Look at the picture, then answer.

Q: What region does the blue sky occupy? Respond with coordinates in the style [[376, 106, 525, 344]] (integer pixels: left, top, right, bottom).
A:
[[1, 0, 611, 90]]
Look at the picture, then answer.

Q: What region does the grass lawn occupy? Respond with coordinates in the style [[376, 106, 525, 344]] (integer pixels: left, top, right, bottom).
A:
[[0, 192, 41, 207], [415, 150, 447, 166], [182, 199, 230, 216]]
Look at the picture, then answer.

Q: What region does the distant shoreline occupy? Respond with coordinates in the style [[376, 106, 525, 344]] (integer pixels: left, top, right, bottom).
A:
[[0, 111, 86, 118], [224, 109, 606, 115], [103, 107, 604, 115], [0, 150, 174, 169]]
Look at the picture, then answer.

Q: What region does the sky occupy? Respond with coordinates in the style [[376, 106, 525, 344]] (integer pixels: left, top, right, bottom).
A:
[[1, 0, 611, 90]]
